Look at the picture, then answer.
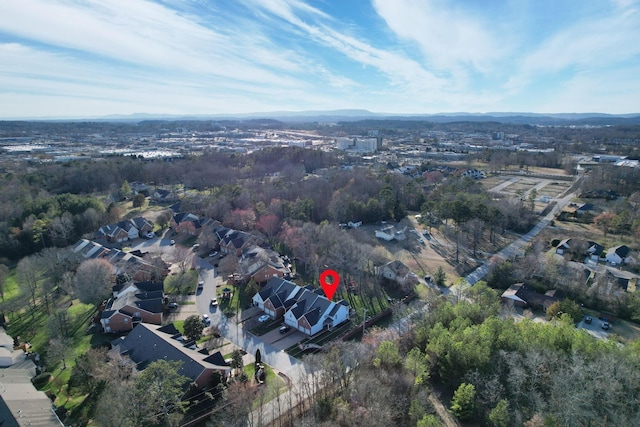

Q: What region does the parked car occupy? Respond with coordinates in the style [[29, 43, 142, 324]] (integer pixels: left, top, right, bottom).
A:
[[170, 239, 175, 245], [202, 314, 211, 325], [209, 251, 218, 257], [166, 302, 178, 310], [145, 231, 155, 238], [197, 281, 204, 290], [602, 322, 610, 330], [279, 325, 291, 334], [584, 316, 592, 324], [258, 314, 270, 323], [210, 297, 218, 306], [192, 243, 200, 251]]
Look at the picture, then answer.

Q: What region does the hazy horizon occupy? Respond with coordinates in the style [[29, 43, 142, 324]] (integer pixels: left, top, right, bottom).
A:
[[1, 0, 639, 119]]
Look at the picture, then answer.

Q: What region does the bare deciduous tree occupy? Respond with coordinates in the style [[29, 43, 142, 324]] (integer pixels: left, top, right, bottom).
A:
[[0, 264, 8, 300], [74, 258, 115, 305], [172, 245, 193, 275], [47, 336, 72, 369], [17, 256, 41, 311]]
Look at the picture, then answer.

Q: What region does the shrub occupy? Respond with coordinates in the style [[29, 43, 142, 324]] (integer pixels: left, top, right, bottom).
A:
[[31, 372, 52, 389]]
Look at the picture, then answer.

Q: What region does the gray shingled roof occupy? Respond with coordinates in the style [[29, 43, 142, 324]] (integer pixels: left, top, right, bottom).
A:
[[113, 323, 230, 386]]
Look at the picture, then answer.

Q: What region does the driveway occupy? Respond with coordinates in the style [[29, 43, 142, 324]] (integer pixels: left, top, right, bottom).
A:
[[261, 328, 306, 350]]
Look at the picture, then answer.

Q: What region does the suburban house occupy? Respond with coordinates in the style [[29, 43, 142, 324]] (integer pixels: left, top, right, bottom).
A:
[[100, 281, 164, 333], [253, 278, 302, 319], [72, 239, 111, 259], [240, 246, 291, 284], [558, 202, 594, 220], [72, 239, 167, 282], [598, 268, 638, 294], [500, 283, 563, 310], [555, 238, 605, 263], [111, 323, 231, 391], [129, 217, 154, 237], [152, 188, 179, 203], [461, 169, 485, 179], [96, 217, 153, 242], [284, 288, 350, 336], [379, 260, 418, 287], [0, 368, 64, 426], [0, 326, 28, 367], [130, 181, 151, 195], [586, 241, 605, 261], [375, 225, 407, 241], [606, 245, 633, 265], [216, 227, 258, 256], [252, 278, 350, 336], [171, 212, 200, 235], [555, 238, 572, 255]]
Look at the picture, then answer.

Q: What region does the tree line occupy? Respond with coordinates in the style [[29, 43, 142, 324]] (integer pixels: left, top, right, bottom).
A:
[[280, 284, 640, 427]]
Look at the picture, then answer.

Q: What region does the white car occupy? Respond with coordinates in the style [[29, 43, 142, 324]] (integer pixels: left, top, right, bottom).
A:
[[258, 314, 270, 323], [145, 231, 155, 238], [209, 251, 218, 257], [210, 297, 218, 306], [202, 314, 211, 325]]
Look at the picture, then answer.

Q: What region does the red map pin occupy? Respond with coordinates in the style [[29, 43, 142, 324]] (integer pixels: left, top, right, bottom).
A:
[[319, 269, 340, 301]]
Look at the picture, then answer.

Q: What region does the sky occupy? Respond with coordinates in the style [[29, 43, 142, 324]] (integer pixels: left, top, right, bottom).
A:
[[1, 0, 639, 119]]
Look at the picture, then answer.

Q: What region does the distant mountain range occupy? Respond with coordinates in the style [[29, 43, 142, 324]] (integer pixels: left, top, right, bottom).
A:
[[98, 109, 640, 126], [11, 109, 640, 126]]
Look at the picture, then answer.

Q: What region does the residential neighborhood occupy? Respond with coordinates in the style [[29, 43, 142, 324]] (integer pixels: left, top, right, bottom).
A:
[[1, 117, 640, 426]]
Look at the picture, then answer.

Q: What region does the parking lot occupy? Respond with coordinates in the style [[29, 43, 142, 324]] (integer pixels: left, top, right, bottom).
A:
[[577, 316, 611, 339]]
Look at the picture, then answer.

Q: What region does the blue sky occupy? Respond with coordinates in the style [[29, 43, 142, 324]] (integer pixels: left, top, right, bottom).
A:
[[1, 0, 639, 118]]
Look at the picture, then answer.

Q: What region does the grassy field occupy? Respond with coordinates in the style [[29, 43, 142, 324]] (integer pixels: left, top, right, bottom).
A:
[[4, 295, 106, 423], [165, 269, 199, 295], [612, 319, 640, 344], [1, 268, 21, 301]]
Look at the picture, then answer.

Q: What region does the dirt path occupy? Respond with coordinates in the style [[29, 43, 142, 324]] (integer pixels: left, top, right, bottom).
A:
[[428, 393, 460, 427]]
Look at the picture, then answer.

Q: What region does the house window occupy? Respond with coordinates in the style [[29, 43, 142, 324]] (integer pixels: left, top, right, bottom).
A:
[[133, 312, 140, 317], [124, 318, 129, 323], [105, 326, 111, 333], [104, 319, 110, 324]]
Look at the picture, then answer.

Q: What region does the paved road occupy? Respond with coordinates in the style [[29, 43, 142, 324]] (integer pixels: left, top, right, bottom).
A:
[[464, 192, 576, 285]]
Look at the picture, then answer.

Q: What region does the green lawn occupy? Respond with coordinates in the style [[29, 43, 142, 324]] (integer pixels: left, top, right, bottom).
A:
[[249, 318, 281, 336], [5, 297, 102, 424], [1, 268, 21, 301], [243, 362, 286, 408], [165, 270, 198, 295], [218, 281, 255, 317], [173, 320, 185, 333]]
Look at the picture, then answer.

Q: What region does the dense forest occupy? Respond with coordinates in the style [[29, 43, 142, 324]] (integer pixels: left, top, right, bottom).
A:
[[0, 147, 540, 260], [290, 284, 640, 427]]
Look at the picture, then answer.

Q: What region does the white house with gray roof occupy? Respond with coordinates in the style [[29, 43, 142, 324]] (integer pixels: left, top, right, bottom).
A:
[[253, 278, 349, 336]]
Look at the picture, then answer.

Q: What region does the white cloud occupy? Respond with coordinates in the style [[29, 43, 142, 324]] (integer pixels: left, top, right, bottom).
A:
[[0, 0, 312, 87], [505, 4, 640, 94], [372, 0, 505, 74], [0, 0, 638, 116]]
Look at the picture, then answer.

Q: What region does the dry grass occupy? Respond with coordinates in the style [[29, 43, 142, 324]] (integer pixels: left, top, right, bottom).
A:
[[613, 319, 640, 344]]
